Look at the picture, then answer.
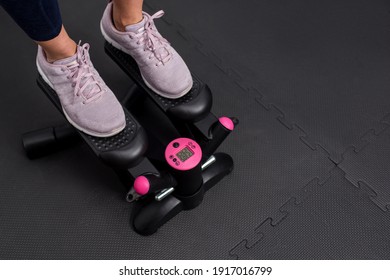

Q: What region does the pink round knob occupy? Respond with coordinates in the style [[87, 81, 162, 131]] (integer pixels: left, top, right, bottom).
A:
[[219, 117, 234, 131], [133, 176, 150, 195]]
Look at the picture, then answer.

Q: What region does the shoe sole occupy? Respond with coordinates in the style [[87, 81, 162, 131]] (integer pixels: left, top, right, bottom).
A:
[[36, 62, 126, 138], [100, 21, 193, 99]]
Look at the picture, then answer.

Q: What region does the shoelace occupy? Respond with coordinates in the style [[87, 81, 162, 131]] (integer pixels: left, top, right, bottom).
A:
[[134, 11, 172, 66], [62, 43, 103, 104]]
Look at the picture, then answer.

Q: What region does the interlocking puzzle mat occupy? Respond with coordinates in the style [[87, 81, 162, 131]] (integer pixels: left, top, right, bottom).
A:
[[1, 0, 390, 259]]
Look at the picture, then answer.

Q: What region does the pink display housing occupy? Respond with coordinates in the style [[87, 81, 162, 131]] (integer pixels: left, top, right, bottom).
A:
[[165, 138, 202, 171]]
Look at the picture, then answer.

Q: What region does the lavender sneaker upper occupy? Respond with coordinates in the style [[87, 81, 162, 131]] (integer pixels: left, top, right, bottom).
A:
[[101, 2, 193, 98], [36, 43, 126, 137]]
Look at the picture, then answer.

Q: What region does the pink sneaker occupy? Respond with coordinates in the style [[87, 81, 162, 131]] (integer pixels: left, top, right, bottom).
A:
[[36, 43, 126, 137], [100, 2, 193, 99]]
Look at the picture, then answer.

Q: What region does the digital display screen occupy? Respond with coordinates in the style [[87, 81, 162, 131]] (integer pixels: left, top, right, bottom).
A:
[[176, 147, 194, 162]]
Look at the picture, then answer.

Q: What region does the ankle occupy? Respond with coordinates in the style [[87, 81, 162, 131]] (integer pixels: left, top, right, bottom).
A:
[[44, 41, 77, 63], [36, 26, 78, 62], [113, 18, 140, 31], [112, 6, 143, 31]]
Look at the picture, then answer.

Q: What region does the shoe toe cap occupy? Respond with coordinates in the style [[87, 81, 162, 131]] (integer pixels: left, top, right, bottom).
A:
[[143, 54, 193, 98]]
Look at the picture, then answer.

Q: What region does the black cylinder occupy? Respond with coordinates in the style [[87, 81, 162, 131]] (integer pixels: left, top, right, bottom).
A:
[[22, 125, 79, 159], [171, 164, 203, 197], [202, 117, 235, 157]]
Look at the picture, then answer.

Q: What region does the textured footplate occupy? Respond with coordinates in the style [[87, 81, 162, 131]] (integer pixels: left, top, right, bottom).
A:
[[104, 42, 212, 122], [37, 75, 147, 169]]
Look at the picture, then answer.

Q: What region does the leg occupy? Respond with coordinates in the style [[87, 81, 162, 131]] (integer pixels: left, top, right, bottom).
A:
[[36, 26, 77, 62], [112, 0, 144, 31], [1, 0, 126, 137], [0, 0, 76, 61], [0, 0, 62, 41]]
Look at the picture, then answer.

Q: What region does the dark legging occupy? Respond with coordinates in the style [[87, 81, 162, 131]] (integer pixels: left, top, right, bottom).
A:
[[0, 0, 62, 41]]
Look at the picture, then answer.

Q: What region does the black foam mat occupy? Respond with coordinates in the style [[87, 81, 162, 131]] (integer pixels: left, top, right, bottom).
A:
[[1, 0, 390, 259], [230, 167, 390, 259], [339, 126, 390, 211]]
